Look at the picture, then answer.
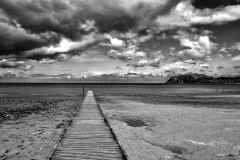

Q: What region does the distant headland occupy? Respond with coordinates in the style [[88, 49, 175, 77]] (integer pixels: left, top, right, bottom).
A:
[[166, 74, 240, 84]]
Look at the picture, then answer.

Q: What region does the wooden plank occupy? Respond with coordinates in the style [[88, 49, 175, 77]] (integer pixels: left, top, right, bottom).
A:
[[48, 91, 127, 160]]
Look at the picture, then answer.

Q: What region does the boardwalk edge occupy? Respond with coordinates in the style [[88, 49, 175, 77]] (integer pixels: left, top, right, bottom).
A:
[[95, 95, 130, 160], [47, 96, 85, 160]]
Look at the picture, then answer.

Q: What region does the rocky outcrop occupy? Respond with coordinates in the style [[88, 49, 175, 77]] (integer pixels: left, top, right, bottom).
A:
[[165, 74, 240, 84]]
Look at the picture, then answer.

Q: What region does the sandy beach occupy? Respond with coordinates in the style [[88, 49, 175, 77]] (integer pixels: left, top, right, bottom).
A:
[[96, 91, 240, 160], [1, 86, 240, 160], [0, 94, 84, 160]]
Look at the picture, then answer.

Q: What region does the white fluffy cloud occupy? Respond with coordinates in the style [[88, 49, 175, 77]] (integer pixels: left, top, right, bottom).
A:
[[155, 1, 240, 30], [173, 29, 217, 59], [162, 61, 191, 70], [24, 33, 106, 62], [231, 42, 240, 51], [101, 34, 126, 48], [108, 45, 146, 62], [39, 58, 56, 64], [132, 54, 164, 68], [195, 63, 210, 69], [231, 55, 240, 61]]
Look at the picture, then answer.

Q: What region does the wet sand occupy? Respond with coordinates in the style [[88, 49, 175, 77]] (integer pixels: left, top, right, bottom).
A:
[[96, 91, 240, 160], [0, 94, 84, 160]]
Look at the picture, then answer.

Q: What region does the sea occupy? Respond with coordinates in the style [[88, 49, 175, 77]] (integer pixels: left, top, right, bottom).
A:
[[0, 83, 240, 96]]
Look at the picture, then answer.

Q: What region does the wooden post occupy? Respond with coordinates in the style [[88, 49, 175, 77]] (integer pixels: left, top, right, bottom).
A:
[[83, 76, 84, 94]]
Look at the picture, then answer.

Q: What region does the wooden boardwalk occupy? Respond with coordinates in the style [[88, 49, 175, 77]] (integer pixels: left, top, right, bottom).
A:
[[49, 91, 126, 160]]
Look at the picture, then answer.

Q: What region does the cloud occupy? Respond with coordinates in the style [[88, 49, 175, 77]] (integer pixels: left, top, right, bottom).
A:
[[183, 59, 198, 65], [0, 0, 181, 67], [125, 0, 183, 28], [131, 58, 161, 68], [100, 34, 126, 48], [155, 1, 240, 30], [0, 0, 240, 78], [0, 0, 95, 40], [219, 47, 228, 53], [132, 34, 154, 44], [162, 61, 191, 70], [230, 42, 240, 51], [101, 29, 162, 68], [182, 68, 187, 71], [231, 55, 240, 61], [0, 71, 17, 78], [0, 0, 183, 37], [192, 0, 240, 9], [217, 54, 224, 58], [195, 63, 210, 69], [234, 65, 240, 69], [0, 59, 32, 70], [217, 66, 224, 70], [0, 21, 60, 56], [164, 59, 211, 73], [23, 33, 107, 62], [107, 46, 146, 62], [173, 29, 217, 59], [165, 70, 175, 74], [39, 58, 56, 64], [25, 73, 87, 79]]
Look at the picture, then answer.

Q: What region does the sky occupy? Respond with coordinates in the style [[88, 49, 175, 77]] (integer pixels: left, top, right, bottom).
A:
[[0, 0, 240, 83]]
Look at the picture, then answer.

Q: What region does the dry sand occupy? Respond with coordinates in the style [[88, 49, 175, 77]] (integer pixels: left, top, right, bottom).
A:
[[96, 92, 240, 160], [0, 95, 84, 160]]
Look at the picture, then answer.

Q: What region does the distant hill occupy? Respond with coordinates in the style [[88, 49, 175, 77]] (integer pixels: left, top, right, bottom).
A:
[[165, 74, 240, 84]]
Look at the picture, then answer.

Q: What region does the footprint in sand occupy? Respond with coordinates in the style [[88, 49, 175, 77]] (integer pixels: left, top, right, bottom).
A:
[[5, 149, 10, 154], [17, 145, 23, 148]]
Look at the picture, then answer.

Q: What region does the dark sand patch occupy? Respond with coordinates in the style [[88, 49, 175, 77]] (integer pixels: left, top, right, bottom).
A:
[[120, 118, 148, 127]]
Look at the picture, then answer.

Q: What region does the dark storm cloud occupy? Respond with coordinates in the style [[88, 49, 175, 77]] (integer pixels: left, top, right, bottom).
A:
[[149, 62, 160, 68], [74, 0, 183, 33], [0, 0, 136, 39], [23, 52, 75, 62], [192, 0, 240, 9], [0, 25, 60, 56], [0, 0, 183, 38], [153, 0, 182, 17], [0, 0, 183, 66], [165, 70, 175, 74], [234, 66, 240, 69], [134, 0, 183, 22], [0, 59, 32, 70], [0, 0, 90, 40], [217, 66, 224, 70]]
